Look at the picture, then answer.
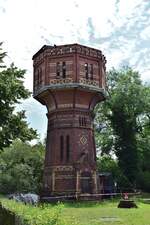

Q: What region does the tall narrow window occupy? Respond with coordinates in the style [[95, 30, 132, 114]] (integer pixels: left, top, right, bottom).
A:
[[60, 136, 64, 161], [40, 68, 42, 84], [85, 63, 93, 80], [89, 64, 93, 80], [85, 63, 88, 79], [83, 117, 86, 126], [79, 117, 82, 126], [82, 117, 84, 126], [66, 135, 70, 162], [56, 62, 60, 77], [37, 69, 39, 85], [62, 62, 66, 78]]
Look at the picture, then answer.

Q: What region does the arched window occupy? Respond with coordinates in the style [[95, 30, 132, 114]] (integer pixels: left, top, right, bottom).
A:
[[60, 135, 64, 161], [66, 135, 70, 162]]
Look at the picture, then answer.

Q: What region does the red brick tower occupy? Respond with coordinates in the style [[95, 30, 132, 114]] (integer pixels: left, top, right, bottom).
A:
[[33, 44, 107, 201]]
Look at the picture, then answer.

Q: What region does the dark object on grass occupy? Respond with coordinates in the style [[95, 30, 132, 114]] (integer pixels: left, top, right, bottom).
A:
[[118, 200, 138, 208]]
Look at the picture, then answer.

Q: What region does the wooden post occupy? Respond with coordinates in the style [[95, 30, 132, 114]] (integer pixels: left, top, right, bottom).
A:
[[76, 170, 80, 199], [52, 171, 55, 192], [93, 171, 98, 194]]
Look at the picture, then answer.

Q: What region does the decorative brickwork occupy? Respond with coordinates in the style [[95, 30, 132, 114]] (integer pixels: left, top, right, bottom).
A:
[[33, 44, 107, 201]]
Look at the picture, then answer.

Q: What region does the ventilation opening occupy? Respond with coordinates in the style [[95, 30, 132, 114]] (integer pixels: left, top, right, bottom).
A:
[[79, 117, 87, 127]]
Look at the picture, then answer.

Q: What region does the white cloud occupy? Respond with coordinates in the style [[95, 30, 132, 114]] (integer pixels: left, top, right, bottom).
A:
[[0, 0, 150, 138], [140, 26, 150, 40]]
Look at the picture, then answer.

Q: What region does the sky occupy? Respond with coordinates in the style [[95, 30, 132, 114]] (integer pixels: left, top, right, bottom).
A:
[[0, 0, 150, 140]]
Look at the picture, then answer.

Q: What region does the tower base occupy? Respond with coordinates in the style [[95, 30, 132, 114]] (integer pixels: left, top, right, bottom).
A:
[[41, 165, 102, 202]]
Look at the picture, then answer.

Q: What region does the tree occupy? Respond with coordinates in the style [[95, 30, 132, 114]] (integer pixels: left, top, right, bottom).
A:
[[0, 140, 45, 194], [97, 155, 131, 190], [0, 42, 37, 149], [0, 42, 6, 66], [95, 107, 114, 156], [95, 67, 150, 187]]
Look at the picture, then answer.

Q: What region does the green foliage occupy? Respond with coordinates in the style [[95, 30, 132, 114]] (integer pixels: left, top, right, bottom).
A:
[[95, 108, 114, 155], [97, 155, 118, 174], [137, 171, 150, 192], [1, 197, 150, 225], [95, 67, 150, 189], [0, 198, 76, 225], [0, 42, 6, 67], [0, 140, 45, 194], [0, 43, 37, 150], [97, 155, 132, 189]]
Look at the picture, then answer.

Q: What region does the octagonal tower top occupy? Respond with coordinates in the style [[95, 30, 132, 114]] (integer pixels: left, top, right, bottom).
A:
[[33, 43, 107, 99]]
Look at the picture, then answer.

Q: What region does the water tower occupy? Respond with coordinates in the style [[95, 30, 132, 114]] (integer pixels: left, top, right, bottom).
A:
[[33, 44, 107, 201]]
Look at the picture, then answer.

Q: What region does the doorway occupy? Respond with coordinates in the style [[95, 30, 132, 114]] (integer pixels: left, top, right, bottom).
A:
[[81, 171, 92, 193]]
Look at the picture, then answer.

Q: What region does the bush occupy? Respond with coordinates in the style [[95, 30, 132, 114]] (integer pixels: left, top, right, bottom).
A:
[[0, 140, 45, 194], [0, 197, 76, 225]]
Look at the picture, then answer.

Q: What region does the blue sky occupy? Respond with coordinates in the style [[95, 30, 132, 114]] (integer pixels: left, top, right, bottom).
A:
[[0, 0, 150, 140]]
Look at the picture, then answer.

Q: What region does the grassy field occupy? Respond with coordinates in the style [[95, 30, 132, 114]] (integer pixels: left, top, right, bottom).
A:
[[0, 197, 150, 225], [62, 200, 150, 225]]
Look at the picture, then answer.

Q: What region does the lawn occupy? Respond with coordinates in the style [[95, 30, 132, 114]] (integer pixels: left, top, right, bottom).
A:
[[0, 197, 150, 225], [62, 200, 150, 225]]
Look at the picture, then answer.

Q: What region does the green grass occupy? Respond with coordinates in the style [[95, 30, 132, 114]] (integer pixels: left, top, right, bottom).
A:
[[0, 197, 150, 225], [62, 200, 150, 225]]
